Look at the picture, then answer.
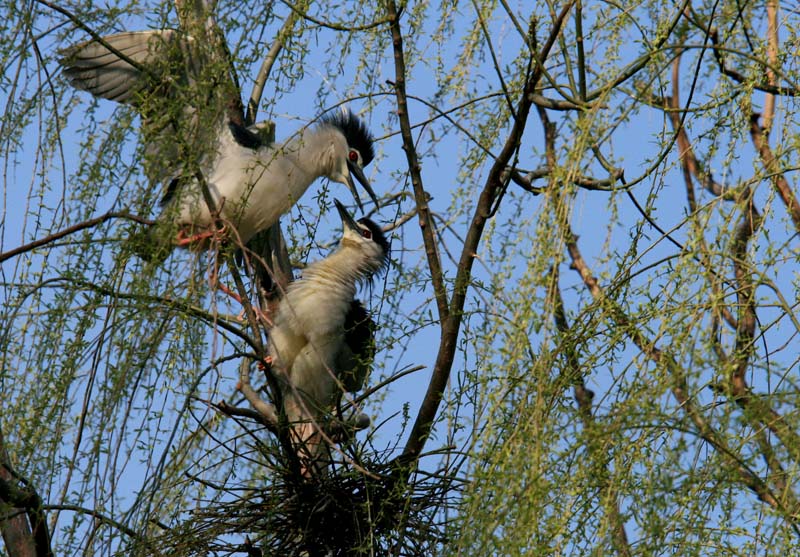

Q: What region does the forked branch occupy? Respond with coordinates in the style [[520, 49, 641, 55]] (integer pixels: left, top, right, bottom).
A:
[[392, 2, 575, 469]]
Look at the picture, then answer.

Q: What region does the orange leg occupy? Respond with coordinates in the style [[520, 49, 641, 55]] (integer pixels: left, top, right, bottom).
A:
[[175, 224, 228, 247], [217, 281, 273, 326]]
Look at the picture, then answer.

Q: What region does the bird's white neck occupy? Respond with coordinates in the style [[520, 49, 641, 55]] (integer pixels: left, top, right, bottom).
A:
[[298, 244, 377, 300]]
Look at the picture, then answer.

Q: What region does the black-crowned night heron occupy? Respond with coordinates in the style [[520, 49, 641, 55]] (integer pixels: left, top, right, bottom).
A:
[[59, 30, 378, 262], [268, 199, 389, 476]]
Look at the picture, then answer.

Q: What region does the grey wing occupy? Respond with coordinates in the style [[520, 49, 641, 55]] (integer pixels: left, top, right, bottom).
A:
[[59, 30, 191, 105], [61, 30, 201, 186], [60, 28, 241, 191]]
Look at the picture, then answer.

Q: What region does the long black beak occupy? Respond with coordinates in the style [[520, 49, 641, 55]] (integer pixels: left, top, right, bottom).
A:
[[347, 160, 379, 211], [335, 198, 361, 233]]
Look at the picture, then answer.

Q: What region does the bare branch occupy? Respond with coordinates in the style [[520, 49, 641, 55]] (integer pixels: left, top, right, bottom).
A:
[[528, 93, 590, 111], [386, 2, 449, 321], [0, 425, 52, 557], [40, 504, 146, 540], [507, 165, 624, 194], [235, 358, 279, 427], [215, 399, 278, 433], [763, 0, 779, 132], [247, 12, 300, 124]]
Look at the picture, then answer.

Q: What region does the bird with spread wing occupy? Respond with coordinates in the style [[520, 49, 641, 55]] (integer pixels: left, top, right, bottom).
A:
[[60, 29, 378, 264]]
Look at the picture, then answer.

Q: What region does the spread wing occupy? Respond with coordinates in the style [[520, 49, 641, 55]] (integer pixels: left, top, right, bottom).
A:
[[60, 29, 244, 187], [60, 30, 192, 105]]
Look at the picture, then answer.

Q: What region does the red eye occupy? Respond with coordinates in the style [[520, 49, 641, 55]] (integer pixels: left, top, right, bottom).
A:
[[348, 150, 359, 162], [361, 228, 372, 239]]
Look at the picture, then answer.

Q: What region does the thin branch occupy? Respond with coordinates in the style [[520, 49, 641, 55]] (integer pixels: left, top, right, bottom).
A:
[[29, 275, 260, 349], [548, 268, 631, 557], [471, 0, 516, 119], [585, 0, 689, 101], [0, 211, 153, 264], [39, 504, 144, 540], [709, 29, 800, 97], [277, 0, 392, 32], [749, 114, 800, 234], [563, 225, 800, 526], [386, 0, 449, 319], [247, 12, 300, 124], [663, 53, 725, 197], [350, 365, 426, 406], [667, 54, 737, 330]]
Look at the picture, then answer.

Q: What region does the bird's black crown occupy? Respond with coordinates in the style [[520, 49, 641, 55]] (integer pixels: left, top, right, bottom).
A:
[[320, 110, 375, 167]]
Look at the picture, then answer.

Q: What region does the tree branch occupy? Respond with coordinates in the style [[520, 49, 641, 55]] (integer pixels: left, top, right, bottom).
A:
[[277, 0, 392, 32], [666, 55, 737, 330], [662, 91, 725, 198], [236, 358, 279, 431], [0, 424, 52, 557], [548, 268, 632, 557], [563, 225, 800, 524], [396, 2, 575, 467], [507, 165, 623, 194], [246, 12, 300, 124], [722, 193, 800, 471], [709, 29, 800, 97], [763, 0, 779, 133], [749, 114, 800, 234], [386, 0, 449, 320], [0, 211, 153, 264]]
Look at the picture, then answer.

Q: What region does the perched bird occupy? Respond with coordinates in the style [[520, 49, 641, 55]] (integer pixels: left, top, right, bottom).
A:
[[59, 30, 378, 262], [268, 199, 389, 476]]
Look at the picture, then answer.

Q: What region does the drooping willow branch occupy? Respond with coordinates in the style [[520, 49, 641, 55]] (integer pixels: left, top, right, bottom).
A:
[[562, 218, 800, 529], [548, 267, 632, 557]]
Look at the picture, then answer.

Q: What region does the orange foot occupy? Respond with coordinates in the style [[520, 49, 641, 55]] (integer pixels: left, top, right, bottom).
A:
[[218, 283, 274, 326], [176, 225, 228, 247], [257, 356, 273, 371]]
